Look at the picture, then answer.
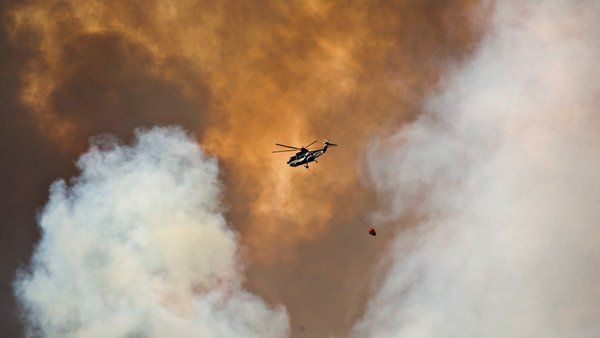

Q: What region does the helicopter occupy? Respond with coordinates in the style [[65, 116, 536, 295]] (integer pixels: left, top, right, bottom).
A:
[[272, 139, 338, 168]]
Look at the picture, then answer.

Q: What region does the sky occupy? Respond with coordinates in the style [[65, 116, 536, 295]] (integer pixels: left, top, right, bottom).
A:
[[1, 1, 598, 337]]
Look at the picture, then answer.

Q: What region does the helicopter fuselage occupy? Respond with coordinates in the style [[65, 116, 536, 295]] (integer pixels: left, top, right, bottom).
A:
[[287, 147, 328, 167], [273, 140, 337, 168]]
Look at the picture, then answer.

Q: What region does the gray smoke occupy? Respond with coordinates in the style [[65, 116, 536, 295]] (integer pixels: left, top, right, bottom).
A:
[[354, 1, 600, 337], [14, 127, 290, 337]]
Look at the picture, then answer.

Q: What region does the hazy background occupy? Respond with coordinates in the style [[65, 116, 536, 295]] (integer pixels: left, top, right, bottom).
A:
[[3, 0, 597, 337], [354, 0, 600, 337], [1, 1, 485, 337]]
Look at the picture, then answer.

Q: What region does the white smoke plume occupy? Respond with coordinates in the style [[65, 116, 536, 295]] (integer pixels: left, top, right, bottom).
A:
[[14, 127, 290, 338], [354, 1, 600, 337]]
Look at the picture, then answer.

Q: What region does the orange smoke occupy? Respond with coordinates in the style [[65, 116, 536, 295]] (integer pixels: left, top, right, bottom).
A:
[[7, 1, 488, 336], [9, 1, 484, 264]]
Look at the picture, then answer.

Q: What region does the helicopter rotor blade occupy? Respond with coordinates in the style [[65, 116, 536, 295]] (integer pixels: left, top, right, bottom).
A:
[[272, 149, 297, 153], [304, 140, 318, 148], [275, 143, 301, 150]]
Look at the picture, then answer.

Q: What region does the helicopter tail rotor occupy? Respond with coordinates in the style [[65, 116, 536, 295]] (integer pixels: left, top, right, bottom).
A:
[[324, 139, 338, 147]]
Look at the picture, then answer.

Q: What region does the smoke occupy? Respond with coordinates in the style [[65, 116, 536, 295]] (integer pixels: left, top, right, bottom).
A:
[[7, 0, 484, 262], [5, 3, 485, 335], [14, 127, 289, 337], [354, 1, 600, 337]]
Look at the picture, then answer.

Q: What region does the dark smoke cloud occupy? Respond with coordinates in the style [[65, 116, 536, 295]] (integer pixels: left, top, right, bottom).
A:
[[51, 33, 209, 145], [1, 1, 485, 336], [0, 2, 76, 336]]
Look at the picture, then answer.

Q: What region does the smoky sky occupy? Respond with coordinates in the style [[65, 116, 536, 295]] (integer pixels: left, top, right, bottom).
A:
[[1, 1, 486, 337], [355, 1, 600, 336], [15, 127, 290, 337]]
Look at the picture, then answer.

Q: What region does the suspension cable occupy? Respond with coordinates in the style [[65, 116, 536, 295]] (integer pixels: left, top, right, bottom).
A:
[[304, 167, 376, 234]]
